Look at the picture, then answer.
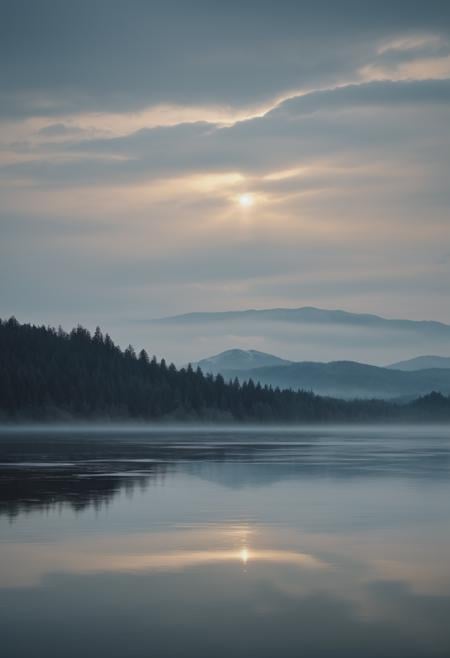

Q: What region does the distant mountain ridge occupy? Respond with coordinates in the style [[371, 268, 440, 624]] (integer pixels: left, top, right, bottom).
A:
[[157, 306, 450, 335], [388, 356, 450, 371], [154, 306, 450, 366]]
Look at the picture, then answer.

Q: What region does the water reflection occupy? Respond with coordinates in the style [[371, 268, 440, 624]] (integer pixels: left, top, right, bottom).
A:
[[1, 428, 450, 657], [0, 526, 328, 588], [0, 463, 166, 518], [2, 524, 450, 658], [1, 426, 450, 517]]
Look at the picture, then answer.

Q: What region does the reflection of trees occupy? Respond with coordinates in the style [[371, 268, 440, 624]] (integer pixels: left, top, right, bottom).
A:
[[0, 439, 276, 518], [0, 463, 167, 519], [2, 432, 450, 518]]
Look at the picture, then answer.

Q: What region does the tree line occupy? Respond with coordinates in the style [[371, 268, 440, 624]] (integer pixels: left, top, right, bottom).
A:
[[1, 317, 449, 423]]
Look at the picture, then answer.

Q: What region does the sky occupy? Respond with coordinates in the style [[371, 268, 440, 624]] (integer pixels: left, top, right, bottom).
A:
[[1, 0, 450, 360]]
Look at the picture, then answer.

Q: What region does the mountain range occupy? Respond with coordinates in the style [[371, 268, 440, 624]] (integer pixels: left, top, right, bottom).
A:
[[158, 306, 450, 336], [192, 349, 450, 400], [155, 305, 450, 366]]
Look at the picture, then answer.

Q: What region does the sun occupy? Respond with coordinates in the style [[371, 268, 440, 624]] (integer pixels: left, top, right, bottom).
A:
[[238, 193, 254, 207]]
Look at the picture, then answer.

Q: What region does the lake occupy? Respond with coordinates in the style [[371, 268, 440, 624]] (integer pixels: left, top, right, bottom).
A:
[[1, 426, 450, 658]]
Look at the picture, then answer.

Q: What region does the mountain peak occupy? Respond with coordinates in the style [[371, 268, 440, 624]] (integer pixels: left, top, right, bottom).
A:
[[191, 349, 293, 373], [388, 356, 450, 371]]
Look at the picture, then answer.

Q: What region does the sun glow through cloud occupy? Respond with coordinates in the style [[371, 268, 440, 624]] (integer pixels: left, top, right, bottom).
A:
[[238, 193, 254, 207]]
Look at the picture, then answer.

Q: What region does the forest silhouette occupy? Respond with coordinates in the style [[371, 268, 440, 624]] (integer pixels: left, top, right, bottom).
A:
[[1, 317, 450, 423]]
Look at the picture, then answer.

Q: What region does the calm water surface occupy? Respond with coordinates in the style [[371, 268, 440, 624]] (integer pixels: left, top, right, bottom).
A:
[[1, 426, 450, 658]]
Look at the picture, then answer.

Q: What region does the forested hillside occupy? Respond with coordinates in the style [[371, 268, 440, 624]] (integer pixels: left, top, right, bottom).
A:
[[1, 318, 450, 423]]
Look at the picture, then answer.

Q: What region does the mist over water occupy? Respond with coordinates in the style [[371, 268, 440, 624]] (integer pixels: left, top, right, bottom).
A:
[[1, 427, 450, 657]]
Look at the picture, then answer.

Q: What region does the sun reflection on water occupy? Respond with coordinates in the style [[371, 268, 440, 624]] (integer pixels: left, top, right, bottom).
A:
[[240, 547, 249, 564]]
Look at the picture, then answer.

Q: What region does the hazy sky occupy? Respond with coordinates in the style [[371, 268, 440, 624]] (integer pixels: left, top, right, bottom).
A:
[[1, 0, 450, 356]]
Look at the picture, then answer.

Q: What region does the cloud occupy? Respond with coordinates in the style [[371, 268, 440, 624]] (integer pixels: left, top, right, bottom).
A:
[[271, 78, 450, 117], [37, 123, 85, 137], [2, 81, 448, 204], [1, 1, 450, 118]]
